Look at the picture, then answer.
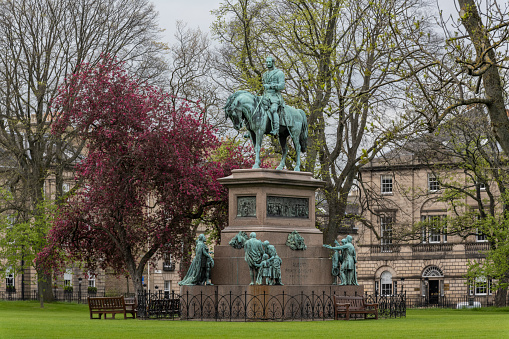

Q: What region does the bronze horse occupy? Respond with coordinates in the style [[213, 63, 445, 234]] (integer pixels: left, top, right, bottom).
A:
[[224, 91, 308, 171]]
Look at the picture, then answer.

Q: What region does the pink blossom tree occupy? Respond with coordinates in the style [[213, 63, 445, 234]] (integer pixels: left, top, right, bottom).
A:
[[38, 56, 252, 293]]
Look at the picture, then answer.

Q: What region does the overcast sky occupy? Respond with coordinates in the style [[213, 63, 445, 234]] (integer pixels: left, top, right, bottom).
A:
[[152, 0, 460, 45], [152, 0, 223, 44]]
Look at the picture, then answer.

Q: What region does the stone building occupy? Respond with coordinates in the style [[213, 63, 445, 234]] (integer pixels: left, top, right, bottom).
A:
[[354, 149, 495, 305]]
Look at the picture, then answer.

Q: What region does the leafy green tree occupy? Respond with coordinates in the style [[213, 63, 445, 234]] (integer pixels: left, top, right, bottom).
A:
[[212, 0, 437, 243], [406, 109, 509, 306], [0, 0, 166, 302], [38, 57, 252, 294], [405, 1, 509, 153], [0, 194, 55, 304]]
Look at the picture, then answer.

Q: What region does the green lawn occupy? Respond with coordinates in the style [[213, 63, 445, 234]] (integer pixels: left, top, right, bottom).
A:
[[0, 301, 508, 339]]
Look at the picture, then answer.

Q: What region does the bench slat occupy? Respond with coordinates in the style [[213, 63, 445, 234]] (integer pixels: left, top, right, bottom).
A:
[[333, 295, 378, 320], [88, 296, 129, 320]]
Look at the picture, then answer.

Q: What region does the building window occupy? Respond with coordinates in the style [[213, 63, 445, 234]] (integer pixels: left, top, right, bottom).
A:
[[423, 266, 444, 278], [469, 277, 492, 296], [381, 175, 393, 194], [476, 228, 488, 242], [421, 215, 447, 243], [380, 271, 393, 296], [380, 215, 393, 252], [478, 182, 486, 191], [6, 269, 14, 289], [428, 174, 440, 192], [164, 280, 171, 299], [163, 254, 175, 271], [475, 215, 488, 242], [64, 268, 73, 287], [88, 273, 96, 288]]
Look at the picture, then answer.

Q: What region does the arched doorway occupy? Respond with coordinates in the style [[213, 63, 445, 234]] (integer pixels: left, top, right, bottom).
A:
[[422, 266, 444, 304]]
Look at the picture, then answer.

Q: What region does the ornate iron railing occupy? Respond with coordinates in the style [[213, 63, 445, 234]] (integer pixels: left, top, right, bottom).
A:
[[137, 290, 180, 319], [367, 293, 406, 318], [136, 290, 406, 321], [405, 295, 506, 308], [0, 290, 112, 303]]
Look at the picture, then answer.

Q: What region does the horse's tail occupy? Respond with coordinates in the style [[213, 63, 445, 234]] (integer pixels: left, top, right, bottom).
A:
[[299, 109, 308, 153]]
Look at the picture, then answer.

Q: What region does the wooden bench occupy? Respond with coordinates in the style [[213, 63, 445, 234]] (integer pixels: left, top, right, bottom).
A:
[[124, 297, 138, 319], [333, 295, 378, 320], [88, 296, 133, 319]]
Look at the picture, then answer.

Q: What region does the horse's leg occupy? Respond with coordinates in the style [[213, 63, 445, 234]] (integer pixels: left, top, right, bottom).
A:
[[292, 124, 302, 171], [276, 132, 288, 170], [252, 131, 263, 169]]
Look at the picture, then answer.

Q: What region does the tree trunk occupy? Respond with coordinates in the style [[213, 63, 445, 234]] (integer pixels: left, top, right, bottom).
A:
[[37, 271, 53, 305], [322, 184, 349, 245], [131, 270, 143, 296], [458, 0, 509, 156], [494, 277, 508, 307], [494, 287, 507, 307]]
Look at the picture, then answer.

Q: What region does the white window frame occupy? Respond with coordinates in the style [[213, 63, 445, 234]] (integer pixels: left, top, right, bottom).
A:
[[428, 174, 440, 192], [475, 214, 488, 242], [88, 272, 96, 288], [476, 228, 488, 242], [380, 215, 393, 252], [421, 215, 447, 243], [6, 270, 14, 287], [64, 268, 73, 287], [164, 280, 171, 298], [381, 175, 393, 194], [380, 271, 393, 296], [469, 277, 492, 296]]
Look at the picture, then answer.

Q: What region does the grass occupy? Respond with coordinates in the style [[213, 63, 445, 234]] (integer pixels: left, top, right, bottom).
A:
[[1, 301, 508, 338]]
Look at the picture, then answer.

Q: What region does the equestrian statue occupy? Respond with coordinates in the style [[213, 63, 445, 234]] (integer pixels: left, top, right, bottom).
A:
[[224, 56, 308, 171]]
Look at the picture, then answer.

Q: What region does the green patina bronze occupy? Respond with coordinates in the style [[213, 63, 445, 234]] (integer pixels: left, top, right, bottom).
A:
[[286, 230, 307, 250], [229, 231, 249, 249], [262, 240, 283, 285], [263, 56, 285, 136], [267, 196, 309, 218], [178, 234, 214, 286], [244, 232, 265, 285], [228, 232, 283, 285], [224, 57, 308, 171], [323, 235, 358, 286], [237, 196, 256, 217]]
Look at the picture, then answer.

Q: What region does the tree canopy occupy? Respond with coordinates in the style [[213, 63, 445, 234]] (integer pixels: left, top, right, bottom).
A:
[[0, 0, 166, 302], [38, 57, 251, 293]]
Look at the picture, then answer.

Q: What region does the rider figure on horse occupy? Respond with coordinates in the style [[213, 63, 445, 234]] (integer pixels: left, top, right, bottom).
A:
[[262, 56, 285, 136]]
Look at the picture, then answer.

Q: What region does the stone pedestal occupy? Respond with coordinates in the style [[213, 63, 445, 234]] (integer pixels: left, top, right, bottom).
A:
[[218, 169, 324, 246], [211, 169, 330, 286], [181, 169, 362, 320]]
